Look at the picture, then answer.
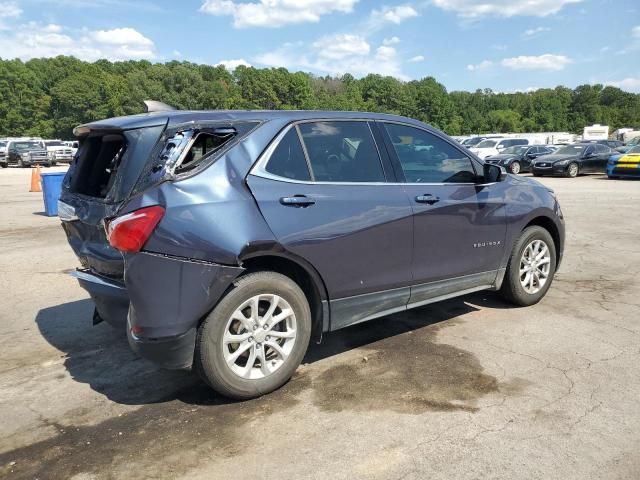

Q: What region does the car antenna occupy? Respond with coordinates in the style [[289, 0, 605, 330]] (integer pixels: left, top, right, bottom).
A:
[[144, 100, 177, 112]]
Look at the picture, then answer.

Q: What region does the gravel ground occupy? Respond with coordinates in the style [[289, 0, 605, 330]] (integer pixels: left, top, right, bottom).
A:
[[0, 166, 638, 479]]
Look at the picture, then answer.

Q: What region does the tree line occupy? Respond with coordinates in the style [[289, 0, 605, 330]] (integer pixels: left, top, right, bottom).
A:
[[1, 56, 638, 139]]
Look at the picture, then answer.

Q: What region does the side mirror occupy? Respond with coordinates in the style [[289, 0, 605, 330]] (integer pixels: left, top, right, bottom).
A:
[[483, 163, 507, 183], [526, 153, 536, 159]]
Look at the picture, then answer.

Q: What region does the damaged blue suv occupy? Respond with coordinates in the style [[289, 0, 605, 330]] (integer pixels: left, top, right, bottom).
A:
[[59, 108, 564, 399]]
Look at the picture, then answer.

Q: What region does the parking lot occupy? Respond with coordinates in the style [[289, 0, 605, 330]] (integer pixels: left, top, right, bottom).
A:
[[0, 166, 639, 479]]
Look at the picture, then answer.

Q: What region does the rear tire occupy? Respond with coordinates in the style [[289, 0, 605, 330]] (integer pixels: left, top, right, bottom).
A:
[[0, 162, 7, 168], [500, 226, 556, 307], [195, 271, 311, 400]]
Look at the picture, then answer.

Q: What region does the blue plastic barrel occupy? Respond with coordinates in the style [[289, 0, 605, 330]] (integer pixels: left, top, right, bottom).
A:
[[40, 172, 66, 216]]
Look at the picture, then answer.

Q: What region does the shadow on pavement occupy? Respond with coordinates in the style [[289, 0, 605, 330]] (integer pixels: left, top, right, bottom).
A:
[[35, 290, 510, 407]]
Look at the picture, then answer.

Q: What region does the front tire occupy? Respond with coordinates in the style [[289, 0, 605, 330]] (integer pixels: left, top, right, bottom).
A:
[[509, 161, 521, 175], [565, 162, 579, 178], [500, 226, 556, 307], [195, 271, 312, 400]]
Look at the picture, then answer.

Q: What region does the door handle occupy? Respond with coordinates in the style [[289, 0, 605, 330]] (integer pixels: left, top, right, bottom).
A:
[[415, 194, 440, 205], [280, 195, 315, 207]]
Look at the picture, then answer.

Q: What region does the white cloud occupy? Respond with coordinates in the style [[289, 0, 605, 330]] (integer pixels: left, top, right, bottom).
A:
[[466, 60, 493, 71], [431, 0, 582, 18], [312, 34, 370, 60], [370, 4, 418, 25], [375, 45, 396, 62], [605, 77, 640, 93], [0, 23, 156, 60], [501, 54, 572, 71], [632, 26, 640, 38], [215, 58, 251, 70], [0, 1, 21, 18], [523, 26, 550, 37], [383, 36, 400, 46], [0, 0, 21, 29], [256, 33, 407, 79], [199, 0, 358, 28], [89, 27, 153, 47], [408, 55, 424, 62]]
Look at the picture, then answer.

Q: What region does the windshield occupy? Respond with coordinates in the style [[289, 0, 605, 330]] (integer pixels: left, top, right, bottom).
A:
[[14, 142, 41, 151], [0, 142, 6, 148], [476, 140, 497, 148], [628, 145, 640, 154], [46, 141, 64, 146], [463, 137, 483, 146], [501, 146, 528, 155], [555, 145, 585, 155]]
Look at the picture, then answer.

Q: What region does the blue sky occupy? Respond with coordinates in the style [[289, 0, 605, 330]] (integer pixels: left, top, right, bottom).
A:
[[0, 0, 639, 92]]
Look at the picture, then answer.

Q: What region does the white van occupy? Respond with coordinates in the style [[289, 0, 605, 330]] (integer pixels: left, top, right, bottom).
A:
[[470, 138, 529, 159]]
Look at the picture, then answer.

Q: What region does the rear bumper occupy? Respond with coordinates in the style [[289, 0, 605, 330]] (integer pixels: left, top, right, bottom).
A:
[[128, 315, 197, 370], [71, 253, 244, 369], [71, 269, 129, 328]]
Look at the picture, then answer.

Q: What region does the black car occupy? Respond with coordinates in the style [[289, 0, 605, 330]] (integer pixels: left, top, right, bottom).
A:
[[531, 143, 613, 178], [59, 109, 565, 399], [484, 145, 555, 174], [5, 140, 50, 167]]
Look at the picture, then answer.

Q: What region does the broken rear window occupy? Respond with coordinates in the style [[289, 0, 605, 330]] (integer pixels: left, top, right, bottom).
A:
[[176, 130, 236, 174]]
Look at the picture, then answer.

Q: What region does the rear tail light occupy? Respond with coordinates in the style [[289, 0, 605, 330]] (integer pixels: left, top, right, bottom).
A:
[[106, 205, 165, 253]]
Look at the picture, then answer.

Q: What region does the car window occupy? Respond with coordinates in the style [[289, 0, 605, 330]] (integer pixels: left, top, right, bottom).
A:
[[298, 121, 385, 183], [596, 144, 610, 154], [476, 140, 497, 148], [177, 133, 228, 173], [584, 145, 595, 156], [265, 128, 311, 181], [384, 123, 477, 184]]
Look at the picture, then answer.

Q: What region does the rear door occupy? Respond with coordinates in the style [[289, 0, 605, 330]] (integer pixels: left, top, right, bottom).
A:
[[247, 120, 414, 329], [378, 122, 507, 305], [594, 145, 611, 172]]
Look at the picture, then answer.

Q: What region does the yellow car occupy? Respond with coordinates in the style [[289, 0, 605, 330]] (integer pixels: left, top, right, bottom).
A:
[[608, 145, 640, 179]]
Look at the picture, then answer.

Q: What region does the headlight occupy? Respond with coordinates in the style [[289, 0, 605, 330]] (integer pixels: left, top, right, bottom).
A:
[[21, 152, 30, 159], [555, 159, 570, 166]]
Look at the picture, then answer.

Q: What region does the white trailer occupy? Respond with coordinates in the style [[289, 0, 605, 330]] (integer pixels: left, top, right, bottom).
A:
[[583, 124, 609, 141]]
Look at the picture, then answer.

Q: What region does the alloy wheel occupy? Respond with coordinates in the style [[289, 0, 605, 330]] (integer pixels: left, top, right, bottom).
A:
[[568, 163, 578, 177], [519, 239, 551, 294], [510, 162, 521, 174], [222, 294, 297, 380]]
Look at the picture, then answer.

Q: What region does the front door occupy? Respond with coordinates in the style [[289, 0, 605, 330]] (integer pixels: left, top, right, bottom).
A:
[[247, 120, 414, 329], [377, 122, 507, 305]]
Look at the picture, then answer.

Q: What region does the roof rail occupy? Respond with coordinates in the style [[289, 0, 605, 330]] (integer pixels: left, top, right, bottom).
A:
[[144, 100, 177, 113]]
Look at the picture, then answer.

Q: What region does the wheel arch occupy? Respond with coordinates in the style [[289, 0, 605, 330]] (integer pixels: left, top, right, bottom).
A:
[[523, 216, 561, 268], [239, 251, 329, 343]]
